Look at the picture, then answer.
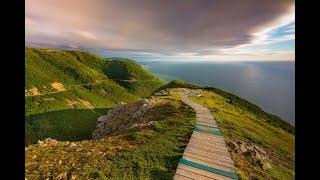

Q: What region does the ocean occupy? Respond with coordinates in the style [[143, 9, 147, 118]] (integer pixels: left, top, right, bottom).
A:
[[141, 61, 295, 125]]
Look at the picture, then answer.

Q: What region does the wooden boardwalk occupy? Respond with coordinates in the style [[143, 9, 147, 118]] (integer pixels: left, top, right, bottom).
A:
[[174, 91, 238, 180]]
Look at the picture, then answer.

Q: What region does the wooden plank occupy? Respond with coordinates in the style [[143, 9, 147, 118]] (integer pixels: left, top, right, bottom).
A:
[[188, 139, 229, 151], [174, 173, 194, 180], [185, 145, 232, 162], [192, 132, 226, 142], [196, 124, 220, 130], [196, 123, 219, 128], [197, 116, 215, 120], [194, 127, 223, 136], [183, 155, 234, 172], [197, 115, 214, 119], [187, 144, 230, 156], [178, 164, 233, 180], [183, 150, 235, 166], [192, 131, 225, 139], [184, 147, 233, 163], [175, 167, 215, 180], [189, 136, 226, 147], [197, 119, 216, 123], [179, 159, 237, 179], [196, 122, 217, 127], [183, 151, 234, 169], [191, 132, 224, 140], [197, 122, 219, 128]]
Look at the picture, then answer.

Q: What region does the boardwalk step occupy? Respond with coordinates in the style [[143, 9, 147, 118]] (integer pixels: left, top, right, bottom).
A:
[[175, 92, 238, 180], [179, 158, 238, 179], [194, 126, 223, 136], [196, 123, 219, 129]]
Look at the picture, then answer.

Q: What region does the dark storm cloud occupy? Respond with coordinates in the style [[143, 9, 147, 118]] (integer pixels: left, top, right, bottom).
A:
[[26, 0, 294, 54]]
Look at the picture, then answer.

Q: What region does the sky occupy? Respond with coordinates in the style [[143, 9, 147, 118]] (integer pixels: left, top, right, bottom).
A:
[[26, 0, 295, 61]]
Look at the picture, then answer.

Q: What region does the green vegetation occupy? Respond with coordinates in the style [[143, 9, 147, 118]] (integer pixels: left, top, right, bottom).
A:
[[156, 80, 199, 91], [103, 59, 157, 80], [25, 98, 196, 179], [116, 81, 164, 98], [26, 48, 107, 91], [155, 81, 294, 179], [186, 90, 294, 179], [25, 48, 164, 145], [26, 109, 107, 145], [160, 80, 294, 135], [25, 48, 294, 179], [204, 86, 295, 134]]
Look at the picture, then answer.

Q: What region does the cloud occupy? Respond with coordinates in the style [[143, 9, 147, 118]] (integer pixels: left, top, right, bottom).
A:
[[75, 31, 97, 40], [25, 18, 36, 27], [26, 0, 295, 60]]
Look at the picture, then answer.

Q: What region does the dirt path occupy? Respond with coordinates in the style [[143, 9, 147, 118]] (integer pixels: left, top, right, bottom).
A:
[[174, 90, 238, 180], [25, 79, 159, 97]]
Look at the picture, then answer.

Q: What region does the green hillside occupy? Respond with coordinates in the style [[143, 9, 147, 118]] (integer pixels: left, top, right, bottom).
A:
[[26, 86, 295, 179], [25, 49, 294, 179], [26, 97, 196, 179], [158, 80, 294, 134], [156, 81, 295, 179], [25, 48, 164, 145], [103, 59, 157, 80]]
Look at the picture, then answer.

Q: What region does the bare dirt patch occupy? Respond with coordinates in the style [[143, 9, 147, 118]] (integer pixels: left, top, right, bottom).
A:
[[50, 82, 65, 91], [26, 87, 41, 96], [43, 97, 56, 101], [65, 99, 79, 108], [78, 99, 95, 109]]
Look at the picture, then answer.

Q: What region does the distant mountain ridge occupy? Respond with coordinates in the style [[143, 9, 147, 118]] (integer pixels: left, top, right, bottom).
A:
[[26, 48, 162, 92]]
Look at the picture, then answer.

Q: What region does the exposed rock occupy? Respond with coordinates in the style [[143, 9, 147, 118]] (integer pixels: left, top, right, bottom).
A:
[[92, 97, 159, 140], [154, 89, 170, 96], [97, 115, 107, 123], [188, 89, 203, 97], [131, 121, 156, 128], [226, 138, 271, 170], [227, 140, 237, 150]]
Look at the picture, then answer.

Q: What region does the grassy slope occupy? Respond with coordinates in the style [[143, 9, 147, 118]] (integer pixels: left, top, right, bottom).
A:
[[157, 81, 295, 179], [25, 48, 164, 145], [103, 59, 164, 97], [25, 78, 294, 179], [158, 80, 294, 134], [26, 48, 107, 91], [25, 98, 196, 179], [189, 91, 294, 179], [103, 59, 156, 80], [25, 81, 139, 144]]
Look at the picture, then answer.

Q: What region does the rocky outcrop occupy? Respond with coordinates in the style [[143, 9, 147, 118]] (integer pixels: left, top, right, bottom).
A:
[[226, 139, 272, 170], [154, 89, 171, 96], [92, 97, 159, 140]]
